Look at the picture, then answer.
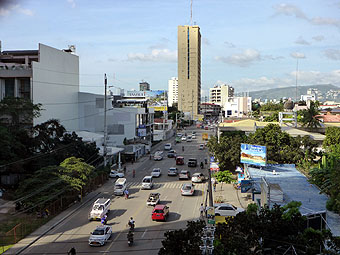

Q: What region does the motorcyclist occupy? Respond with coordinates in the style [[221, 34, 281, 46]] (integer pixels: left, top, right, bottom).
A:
[[200, 162, 204, 169], [204, 158, 208, 164], [182, 146, 184, 152], [128, 217, 135, 230], [101, 214, 107, 225]]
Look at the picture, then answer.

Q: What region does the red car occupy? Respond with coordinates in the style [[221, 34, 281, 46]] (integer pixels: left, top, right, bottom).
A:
[[151, 204, 169, 221], [176, 156, 184, 165]]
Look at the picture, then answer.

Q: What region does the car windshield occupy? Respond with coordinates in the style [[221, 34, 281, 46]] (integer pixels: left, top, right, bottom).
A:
[[92, 229, 104, 235], [180, 171, 187, 174], [115, 184, 123, 189], [183, 185, 192, 190], [154, 209, 164, 213], [169, 168, 176, 171], [93, 205, 103, 211], [193, 174, 200, 177], [143, 178, 151, 183], [153, 169, 160, 172]]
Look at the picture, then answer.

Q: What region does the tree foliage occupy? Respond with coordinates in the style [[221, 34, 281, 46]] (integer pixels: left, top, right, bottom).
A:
[[214, 171, 234, 184], [260, 102, 284, 112], [323, 127, 340, 147], [300, 101, 321, 130], [159, 203, 340, 255]]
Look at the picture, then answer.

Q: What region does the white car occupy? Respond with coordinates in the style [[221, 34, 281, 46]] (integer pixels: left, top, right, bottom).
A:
[[154, 151, 164, 161], [89, 225, 112, 246], [164, 143, 172, 150], [181, 136, 187, 141], [192, 134, 196, 139], [181, 183, 195, 196], [186, 136, 192, 142], [142, 176, 153, 189], [214, 203, 245, 217], [151, 168, 161, 177], [192, 173, 205, 183], [199, 144, 205, 150], [109, 170, 124, 178]]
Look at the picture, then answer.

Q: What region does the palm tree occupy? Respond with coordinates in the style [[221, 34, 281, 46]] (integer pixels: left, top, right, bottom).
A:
[[300, 101, 321, 130]]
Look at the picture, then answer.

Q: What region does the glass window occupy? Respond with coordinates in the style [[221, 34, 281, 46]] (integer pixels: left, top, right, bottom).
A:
[[5, 78, 15, 97], [18, 78, 31, 99]]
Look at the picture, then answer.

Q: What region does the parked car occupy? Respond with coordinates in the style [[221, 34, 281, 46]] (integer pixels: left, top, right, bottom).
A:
[[88, 225, 112, 246], [167, 150, 177, 158], [151, 204, 169, 221], [199, 144, 205, 150], [192, 172, 206, 183], [181, 183, 195, 196], [168, 167, 178, 176], [164, 143, 172, 151], [214, 203, 245, 217], [142, 176, 153, 189], [176, 156, 185, 165], [147, 193, 160, 206], [179, 170, 191, 180], [188, 158, 197, 167], [192, 134, 196, 139], [177, 133, 183, 137], [109, 170, 124, 178], [186, 136, 192, 142], [151, 168, 161, 178], [181, 136, 187, 141], [89, 198, 111, 221]]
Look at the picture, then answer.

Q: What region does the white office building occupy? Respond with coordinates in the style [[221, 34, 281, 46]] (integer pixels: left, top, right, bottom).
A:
[[210, 84, 234, 109], [224, 97, 252, 118], [0, 43, 79, 131], [168, 77, 178, 107]]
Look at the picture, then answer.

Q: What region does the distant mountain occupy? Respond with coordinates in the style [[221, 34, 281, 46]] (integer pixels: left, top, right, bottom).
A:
[[247, 84, 340, 102]]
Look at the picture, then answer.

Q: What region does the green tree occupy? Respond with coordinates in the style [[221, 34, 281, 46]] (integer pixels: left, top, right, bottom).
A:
[[260, 102, 284, 112], [300, 101, 321, 130], [263, 111, 279, 122], [323, 127, 340, 147], [214, 170, 234, 183], [0, 97, 42, 129]]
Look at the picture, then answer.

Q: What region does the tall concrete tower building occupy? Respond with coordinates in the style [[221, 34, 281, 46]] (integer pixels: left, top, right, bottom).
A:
[[177, 25, 201, 119]]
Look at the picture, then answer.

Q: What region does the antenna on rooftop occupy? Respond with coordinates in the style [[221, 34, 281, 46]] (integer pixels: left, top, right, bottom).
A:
[[190, 0, 193, 26]]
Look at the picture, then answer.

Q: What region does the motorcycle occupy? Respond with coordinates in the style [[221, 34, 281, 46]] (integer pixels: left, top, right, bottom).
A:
[[204, 158, 208, 164], [182, 146, 184, 152], [127, 231, 134, 246], [101, 215, 107, 225], [200, 162, 204, 169], [128, 221, 135, 231]]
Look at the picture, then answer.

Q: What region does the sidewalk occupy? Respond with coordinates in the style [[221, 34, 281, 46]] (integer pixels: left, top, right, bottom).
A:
[[213, 182, 252, 209]]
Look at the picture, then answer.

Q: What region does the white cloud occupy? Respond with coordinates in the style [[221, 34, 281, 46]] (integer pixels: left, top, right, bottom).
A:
[[231, 70, 340, 92], [312, 35, 324, 41], [127, 48, 177, 62], [67, 0, 76, 8], [273, 3, 340, 28], [215, 49, 282, 67], [0, 4, 34, 16], [295, 36, 310, 45], [324, 49, 340, 60], [290, 52, 306, 59], [215, 49, 261, 67]]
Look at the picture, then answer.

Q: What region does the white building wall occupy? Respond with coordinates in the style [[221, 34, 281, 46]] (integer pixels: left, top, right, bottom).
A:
[[78, 92, 137, 147], [168, 77, 178, 107], [32, 44, 79, 131], [224, 97, 252, 118]]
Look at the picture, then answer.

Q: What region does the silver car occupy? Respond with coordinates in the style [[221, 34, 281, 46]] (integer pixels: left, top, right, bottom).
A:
[[89, 225, 112, 246], [181, 183, 195, 196], [192, 173, 205, 183], [151, 168, 161, 177]]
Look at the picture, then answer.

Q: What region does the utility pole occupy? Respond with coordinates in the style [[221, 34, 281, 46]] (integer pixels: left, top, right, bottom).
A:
[[103, 74, 108, 167]]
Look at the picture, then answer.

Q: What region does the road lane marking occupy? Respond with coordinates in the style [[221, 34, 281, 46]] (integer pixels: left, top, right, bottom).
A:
[[141, 229, 148, 238]]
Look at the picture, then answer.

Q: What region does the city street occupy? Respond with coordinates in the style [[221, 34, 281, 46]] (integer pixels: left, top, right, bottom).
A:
[[18, 127, 212, 255]]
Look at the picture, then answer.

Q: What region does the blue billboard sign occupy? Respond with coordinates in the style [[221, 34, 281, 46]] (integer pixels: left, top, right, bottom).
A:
[[240, 143, 266, 166]]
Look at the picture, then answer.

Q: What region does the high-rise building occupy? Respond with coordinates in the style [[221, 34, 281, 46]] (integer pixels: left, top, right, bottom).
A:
[[177, 25, 201, 118], [139, 81, 150, 91], [210, 84, 234, 109], [168, 77, 178, 107]]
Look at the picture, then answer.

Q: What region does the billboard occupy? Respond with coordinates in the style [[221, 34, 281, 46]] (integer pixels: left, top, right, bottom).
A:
[[240, 143, 266, 166], [126, 90, 168, 112]]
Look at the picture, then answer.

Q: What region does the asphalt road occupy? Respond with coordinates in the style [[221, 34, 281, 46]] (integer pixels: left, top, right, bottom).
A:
[[19, 126, 213, 255]]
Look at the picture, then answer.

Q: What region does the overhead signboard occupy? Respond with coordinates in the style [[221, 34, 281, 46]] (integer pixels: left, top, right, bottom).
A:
[[240, 143, 266, 167]]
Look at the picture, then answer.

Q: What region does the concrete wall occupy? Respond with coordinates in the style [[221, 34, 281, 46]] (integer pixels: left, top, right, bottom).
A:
[[32, 44, 79, 131]]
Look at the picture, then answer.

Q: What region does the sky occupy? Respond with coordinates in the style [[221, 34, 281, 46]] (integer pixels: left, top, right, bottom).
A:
[[1, 0, 340, 97]]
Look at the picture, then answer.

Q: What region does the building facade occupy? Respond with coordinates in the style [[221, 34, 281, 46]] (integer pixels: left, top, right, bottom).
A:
[[200, 103, 221, 120], [177, 25, 201, 118], [139, 81, 150, 91], [210, 84, 234, 109], [224, 97, 252, 118], [0, 43, 79, 131], [168, 77, 178, 107]]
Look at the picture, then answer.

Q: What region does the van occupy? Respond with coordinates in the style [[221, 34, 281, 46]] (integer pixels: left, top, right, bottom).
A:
[[89, 198, 111, 220], [164, 143, 172, 150], [142, 176, 153, 189], [176, 156, 184, 165], [188, 158, 197, 167], [114, 178, 127, 195]]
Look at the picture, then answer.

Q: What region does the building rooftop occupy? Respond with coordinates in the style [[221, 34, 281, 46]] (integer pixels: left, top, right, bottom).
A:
[[248, 164, 340, 236]]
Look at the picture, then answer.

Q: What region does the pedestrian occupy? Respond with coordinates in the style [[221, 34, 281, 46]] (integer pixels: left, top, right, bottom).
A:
[[213, 182, 216, 192], [123, 166, 126, 174], [132, 169, 135, 178], [124, 189, 129, 199], [199, 203, 205, 219], [68, 247, 76, 255]]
